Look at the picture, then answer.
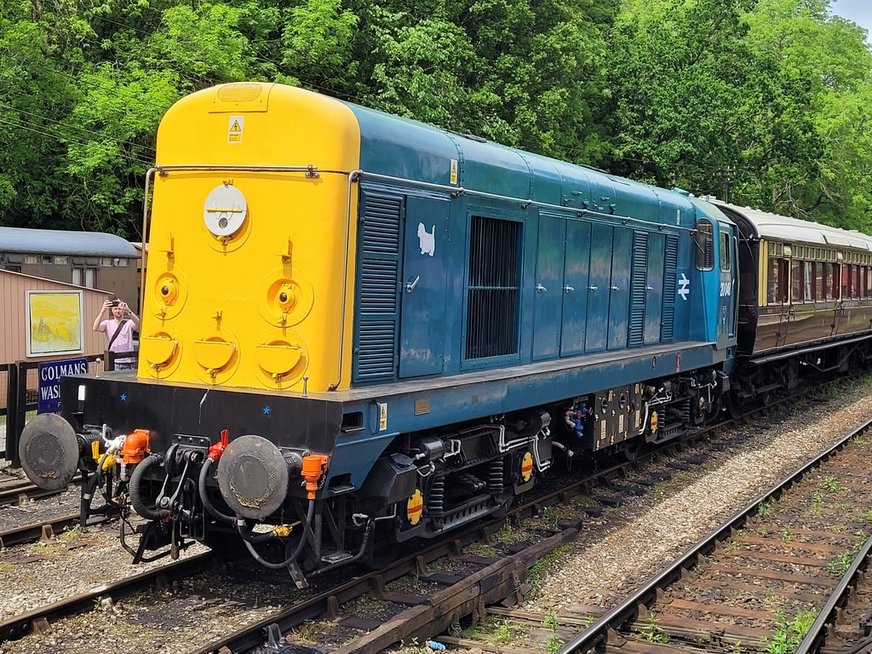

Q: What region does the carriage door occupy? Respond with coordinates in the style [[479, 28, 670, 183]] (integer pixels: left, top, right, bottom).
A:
[[717, 225, 737, 348], [585, 224, 613, 353], [532, 215, 566, 361], [399, 196, 450, 378]]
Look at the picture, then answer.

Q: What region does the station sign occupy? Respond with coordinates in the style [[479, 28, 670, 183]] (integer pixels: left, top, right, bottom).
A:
[[37, 357, 88, 414]]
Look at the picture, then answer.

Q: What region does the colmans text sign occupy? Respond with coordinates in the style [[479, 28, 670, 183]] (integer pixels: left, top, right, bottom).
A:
[[37, 357, 88, 414]]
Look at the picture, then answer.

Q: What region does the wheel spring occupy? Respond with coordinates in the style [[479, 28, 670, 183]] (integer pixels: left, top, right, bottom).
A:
[[488, 458, 504, 493], [428, 476, 445, 517]]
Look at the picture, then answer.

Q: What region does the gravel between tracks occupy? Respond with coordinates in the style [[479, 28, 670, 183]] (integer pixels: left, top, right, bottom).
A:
[[527, 377, 872, 615]]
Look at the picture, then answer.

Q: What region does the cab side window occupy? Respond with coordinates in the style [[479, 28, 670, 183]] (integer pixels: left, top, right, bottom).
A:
[[695, 220, 714, 271], [719, 231, 731, 271]]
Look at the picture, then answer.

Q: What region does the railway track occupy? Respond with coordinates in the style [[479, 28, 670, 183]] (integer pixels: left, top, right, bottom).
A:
[[0, 512, 81, 548], [191, 413, 793, 653], [0, 379, 867, 652], [555, 416, 872, 654], [0, 551, 216, 643], [0, 475, 80, 507], [0, 399, 731, 652], [0, 419, 704, 651]]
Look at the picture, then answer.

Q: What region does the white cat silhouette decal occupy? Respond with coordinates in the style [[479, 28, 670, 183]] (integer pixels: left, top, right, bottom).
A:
[[417, 223, 436, 256]]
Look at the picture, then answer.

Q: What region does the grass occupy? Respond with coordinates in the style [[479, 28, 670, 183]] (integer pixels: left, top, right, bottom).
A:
[[543, 610, 563, 654], [291, 619, 336, 645], [652, 480, 672, 501], [722, 540, 742, 553], [463, 541, 498, 558], [822, 476, 841, 493], [826, 552, 853, 576], [765, 610, 817, 654], [392, 639, 437, 654], [463, 616, 515, 646], [493, 524, 525, 546], [640, 614, 669, 644]]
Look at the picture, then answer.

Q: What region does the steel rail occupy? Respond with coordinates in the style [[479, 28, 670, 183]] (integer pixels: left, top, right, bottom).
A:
[[0, 474, 82, 506], [0, 551, 215, 643], [557, 415, 872, 654], [796, 532, 872, 653], [0, 513, 81, 548]]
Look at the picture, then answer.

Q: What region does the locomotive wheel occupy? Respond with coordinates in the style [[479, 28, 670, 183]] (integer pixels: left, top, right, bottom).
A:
[[623, 440, 644, 462], [724, 390, 742, 419], [202, 529, 246, 559]]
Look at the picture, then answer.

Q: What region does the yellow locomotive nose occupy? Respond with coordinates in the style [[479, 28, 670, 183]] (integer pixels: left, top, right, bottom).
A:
[[139, 83, 361, 392]]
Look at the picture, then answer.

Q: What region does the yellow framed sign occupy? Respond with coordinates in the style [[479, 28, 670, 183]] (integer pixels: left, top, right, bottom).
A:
[[26, 290, 84, 357]]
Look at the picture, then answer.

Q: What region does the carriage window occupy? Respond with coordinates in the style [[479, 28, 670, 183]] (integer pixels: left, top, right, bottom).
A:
[[851, 265, 860, 299], [719, 232, 731, 271], [791, 260, 802, 302], [695, 220, 714, 271], [465, 216, 521, 359], [841, 264, 849, 300], [803, 261, 814, 302], [815, 262, 824, 301], [768, 258, 788, 304]]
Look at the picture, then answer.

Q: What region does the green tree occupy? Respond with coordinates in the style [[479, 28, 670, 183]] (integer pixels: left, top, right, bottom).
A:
[[0, 6, 78, 227]]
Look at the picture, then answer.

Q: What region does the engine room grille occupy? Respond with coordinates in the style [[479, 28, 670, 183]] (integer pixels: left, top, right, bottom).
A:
[[354, 192, 403, 382], [628, 231, 648, 347], [465, 216, 521, 360], [661, 234, 679, 342]]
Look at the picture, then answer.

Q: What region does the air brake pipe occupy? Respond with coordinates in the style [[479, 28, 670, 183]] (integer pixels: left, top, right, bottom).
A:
[[79, 452, 109, 520], [197, 457, 235, 524], [80, 471, 101, 525], [237, 500, 315, 569], [129, 454, 171, 521]]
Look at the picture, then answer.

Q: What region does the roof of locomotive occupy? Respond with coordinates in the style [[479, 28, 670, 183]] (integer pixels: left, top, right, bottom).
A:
[[345, 101, 698, 228], [157, 83, 699, 228], [712, 201, 872, 251], [0, 226, 138, 257]]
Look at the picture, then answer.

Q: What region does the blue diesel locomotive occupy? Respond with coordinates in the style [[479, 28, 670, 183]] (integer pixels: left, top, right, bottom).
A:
[[20, 82, 867, 586]]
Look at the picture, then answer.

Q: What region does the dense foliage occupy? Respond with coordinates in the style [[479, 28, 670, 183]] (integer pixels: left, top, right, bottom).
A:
[[1, 0, 870, 237]]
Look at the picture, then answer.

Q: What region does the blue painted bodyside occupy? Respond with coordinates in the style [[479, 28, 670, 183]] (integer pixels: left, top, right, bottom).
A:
[[326, 340, 726, 489], [338, 101, 739, 489]]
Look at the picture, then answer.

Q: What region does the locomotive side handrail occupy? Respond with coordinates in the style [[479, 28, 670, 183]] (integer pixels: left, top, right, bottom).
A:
[[140, 162, 696, 392], [353, 169, 699, 234]]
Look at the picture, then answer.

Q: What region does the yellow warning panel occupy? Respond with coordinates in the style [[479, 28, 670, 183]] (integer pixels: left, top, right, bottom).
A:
[[227, 115, 244, 143]]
